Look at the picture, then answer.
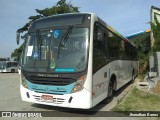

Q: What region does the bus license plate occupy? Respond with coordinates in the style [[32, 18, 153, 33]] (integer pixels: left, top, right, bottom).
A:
[[41, 95, 53, 102]]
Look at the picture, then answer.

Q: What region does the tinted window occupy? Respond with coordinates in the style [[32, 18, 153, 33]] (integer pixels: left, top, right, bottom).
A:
[[108, 32, 125, 59], [93, 23, 107, 72], [125, 42, 137, 60]]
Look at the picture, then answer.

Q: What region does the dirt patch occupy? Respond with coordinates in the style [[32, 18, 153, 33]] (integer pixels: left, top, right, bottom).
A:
[[151, 80, 160, 93]]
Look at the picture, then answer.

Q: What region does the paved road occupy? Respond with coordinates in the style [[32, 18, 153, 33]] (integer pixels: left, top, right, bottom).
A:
[[0, 73, 157, 120]]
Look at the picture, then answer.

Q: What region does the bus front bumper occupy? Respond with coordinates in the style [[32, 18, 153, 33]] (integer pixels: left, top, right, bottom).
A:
[[20, 85, 92, 109]]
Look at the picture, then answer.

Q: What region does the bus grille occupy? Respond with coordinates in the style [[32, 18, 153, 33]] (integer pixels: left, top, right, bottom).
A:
[[26, 76, 76, 86]]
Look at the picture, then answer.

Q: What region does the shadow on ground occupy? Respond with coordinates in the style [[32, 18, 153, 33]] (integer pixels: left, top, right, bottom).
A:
[[31, 81, 133, 117]]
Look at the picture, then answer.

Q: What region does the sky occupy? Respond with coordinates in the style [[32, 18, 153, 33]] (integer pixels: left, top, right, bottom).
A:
[[0, 0, 160, 58]]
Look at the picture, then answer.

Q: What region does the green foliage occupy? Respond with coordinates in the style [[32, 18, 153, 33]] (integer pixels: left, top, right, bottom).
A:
[[129, 13, 160, 75], [151, 13, 160, 52], [18, 0, 79, 33], [11, 44, 23, 61], [129, 33, 150, 74], [13, 0, 79, 60], [130, 33, 151, 54], [0, 57, 10, 61]]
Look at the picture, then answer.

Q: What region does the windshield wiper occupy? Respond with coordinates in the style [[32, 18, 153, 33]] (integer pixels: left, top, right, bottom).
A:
[[57, 25, 73, 59]]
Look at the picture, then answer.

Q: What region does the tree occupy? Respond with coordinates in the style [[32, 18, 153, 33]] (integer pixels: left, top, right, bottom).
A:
[[12, 0, 79, 60], [18, 0, 79, 33], [129, 33, 151, 74], [11, 44, 23, 61], [0, 57, 10, 61], [129, 13, 160, 74], [150, 13, 160, 52]]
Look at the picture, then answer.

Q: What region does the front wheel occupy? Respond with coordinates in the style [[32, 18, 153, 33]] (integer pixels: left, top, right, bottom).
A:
[[103, 81, 114, 104]]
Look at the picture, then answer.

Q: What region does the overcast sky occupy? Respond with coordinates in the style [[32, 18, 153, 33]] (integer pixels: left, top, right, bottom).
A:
[[0, 0, 160, 58]]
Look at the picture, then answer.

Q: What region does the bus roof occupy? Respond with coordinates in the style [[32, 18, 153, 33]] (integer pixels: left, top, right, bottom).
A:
[[29, 12, 137, 48], [29, 13, 93, 31]]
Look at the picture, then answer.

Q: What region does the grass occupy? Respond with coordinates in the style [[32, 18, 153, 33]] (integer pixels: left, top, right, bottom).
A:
[[112, 87, 160, 111]]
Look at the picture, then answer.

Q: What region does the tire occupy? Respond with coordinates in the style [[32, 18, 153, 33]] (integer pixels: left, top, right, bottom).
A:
[[130, 71, 135, 84], [11, 69, 15, 73], [103, 81, 114, 104]]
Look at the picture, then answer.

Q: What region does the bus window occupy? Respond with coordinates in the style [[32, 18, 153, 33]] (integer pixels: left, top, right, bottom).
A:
[[108, 31, 125, 59], [108, 32, 119, 58], [93, 23, 107, 72]]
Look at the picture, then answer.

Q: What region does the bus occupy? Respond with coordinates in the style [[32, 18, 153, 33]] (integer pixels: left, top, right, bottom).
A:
[[0, 61, 18, 73], [16, 13, 138, 109]]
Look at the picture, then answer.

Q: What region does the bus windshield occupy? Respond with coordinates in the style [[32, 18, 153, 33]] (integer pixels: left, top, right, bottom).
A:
[[22, 27, 89, 73]]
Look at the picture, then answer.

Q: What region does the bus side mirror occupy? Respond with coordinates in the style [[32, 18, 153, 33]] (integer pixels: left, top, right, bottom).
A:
[[16, 32, 20, 45]]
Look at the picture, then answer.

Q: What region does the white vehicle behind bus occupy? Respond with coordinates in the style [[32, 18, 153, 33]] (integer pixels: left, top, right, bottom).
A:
[[0, 61, 19, 73]]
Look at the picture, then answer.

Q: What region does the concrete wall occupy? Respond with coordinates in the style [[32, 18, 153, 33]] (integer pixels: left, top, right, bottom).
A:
[[154, 52, 160, 76]]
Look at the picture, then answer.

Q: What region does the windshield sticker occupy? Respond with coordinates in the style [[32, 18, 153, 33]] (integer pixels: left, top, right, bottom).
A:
[[27, 46, 33, 56], [53, 30, 61, 39], [55, 68, 76, 72], [50, 59, 56, 69]]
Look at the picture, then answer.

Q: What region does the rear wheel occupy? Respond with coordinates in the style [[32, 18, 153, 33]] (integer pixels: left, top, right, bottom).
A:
[[130, 71, 135, 84]]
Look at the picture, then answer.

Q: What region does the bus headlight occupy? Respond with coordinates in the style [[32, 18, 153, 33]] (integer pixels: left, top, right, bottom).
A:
[[21, 74, 28, 88], [71, 75, 86, 93]]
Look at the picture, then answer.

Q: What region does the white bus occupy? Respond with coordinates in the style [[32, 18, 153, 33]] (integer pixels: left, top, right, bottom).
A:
[[16, 13, 138, 109], [0, 61, 18, 73]]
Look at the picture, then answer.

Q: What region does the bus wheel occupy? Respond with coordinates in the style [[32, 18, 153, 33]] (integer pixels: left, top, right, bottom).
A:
[[130, 71, 135, 84], [11, 69, 15, 73], [103, 81, 114, 104]]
